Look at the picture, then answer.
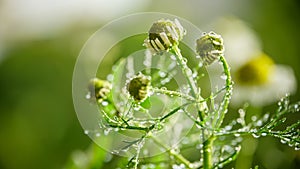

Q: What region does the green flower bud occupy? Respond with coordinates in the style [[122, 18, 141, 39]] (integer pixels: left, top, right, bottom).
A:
[[144, 18, 186, 53], [87, 78, 111, 102], [127, 73, 151, 102], [196, 31, 224, 65]]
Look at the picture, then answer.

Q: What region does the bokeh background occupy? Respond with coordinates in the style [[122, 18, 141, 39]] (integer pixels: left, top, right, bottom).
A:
[[0, 0, 299, 169]]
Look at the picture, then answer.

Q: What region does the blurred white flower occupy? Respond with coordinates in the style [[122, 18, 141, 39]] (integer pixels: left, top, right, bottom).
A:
[[206, 17, 297, 106], [232, 53, 296, 106]]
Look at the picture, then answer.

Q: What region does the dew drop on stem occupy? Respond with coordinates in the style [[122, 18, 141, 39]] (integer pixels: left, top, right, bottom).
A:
[[234, 133, 241, 137], [261, 132, 267, 136], [252, 133, 260, 138], [220, 73, 227, 80], [102, 101, 109, 106]]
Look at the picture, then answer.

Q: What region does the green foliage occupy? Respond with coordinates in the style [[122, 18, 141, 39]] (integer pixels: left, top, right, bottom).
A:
[[70, 19, 299, 169]]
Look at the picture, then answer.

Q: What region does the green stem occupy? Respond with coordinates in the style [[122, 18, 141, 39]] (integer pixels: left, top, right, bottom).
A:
[[150, 135, 192, 168], [172, 45, 210, 169], [203, 135, 215, 169], [171, 45, 207, 120], [151, 87, 195, 101], [213, 55, 233, 128]]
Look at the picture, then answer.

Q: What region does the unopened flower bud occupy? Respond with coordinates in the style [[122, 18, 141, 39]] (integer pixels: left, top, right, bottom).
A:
[[144, 18, 186, 53], [127, 73, 151, 102], [196, 31, 224, 65], [87, 78, 111, 102]]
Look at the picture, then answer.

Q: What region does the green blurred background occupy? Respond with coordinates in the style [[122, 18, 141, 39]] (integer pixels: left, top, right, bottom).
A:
[[0, 0, 299, 169]]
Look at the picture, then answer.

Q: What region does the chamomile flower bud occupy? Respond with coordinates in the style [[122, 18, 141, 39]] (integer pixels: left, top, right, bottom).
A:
[[127, 73, 151, 102], [196, 31, 224, 65], [144, 18, 186, 53], [87, 78, 111, 103]]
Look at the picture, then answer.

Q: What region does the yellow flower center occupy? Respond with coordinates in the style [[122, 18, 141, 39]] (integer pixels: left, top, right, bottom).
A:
[[235, 53, 275, 86]]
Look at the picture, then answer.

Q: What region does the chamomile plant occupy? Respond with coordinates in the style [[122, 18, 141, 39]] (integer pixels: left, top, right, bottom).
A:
[[72, 16, 299, 169]]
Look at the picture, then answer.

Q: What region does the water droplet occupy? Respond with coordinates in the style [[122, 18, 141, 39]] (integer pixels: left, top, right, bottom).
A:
[[234, 133, 241, 137], [85, 93, 91, 99], [280, 139, 287, 144], [220, 73, 227, 80], [95, 133, 101, 137], [252, 133, 260, 138], [104, 153, 113, 162], [170, 55, 176, 60], [159, 71, 167, 78], [251, 116, 257, 121], [225, 125, 232, 131], [182, 58, 188, 64], [263, 113, 270, 121], [185, 69, 192, 76], [237, 118, 243, 124], [84, 130, 89, 135], [102, 101, 109, 106], [218, 164, 224, 168], [295, 147, 300, 151], [104, 128, 111, 135], [238, 109, 245, 117], [256, 120, 263, 126], [192, 72, 198, 78], [198, 62, 203, 68], [261, 132, 267, 136], [106, 74, 113, 81], [196, 144, 203, 149]]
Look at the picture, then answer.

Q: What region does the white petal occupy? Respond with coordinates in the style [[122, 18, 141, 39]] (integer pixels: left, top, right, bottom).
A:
[[154, 38, 165, 50], [159, 32, 171, 46]]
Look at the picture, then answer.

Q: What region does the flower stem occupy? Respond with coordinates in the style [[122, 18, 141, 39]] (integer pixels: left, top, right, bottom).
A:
[[150, 135, 192, 168], [151, 86, 195, 101], [203, 135, 215, 169], [171, 45, 207, 120], [213, 55, 233, 128]]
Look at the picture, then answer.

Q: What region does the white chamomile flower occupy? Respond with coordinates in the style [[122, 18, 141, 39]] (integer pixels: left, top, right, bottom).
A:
[[207, 17, 297, 106], [232, 53, 296, 106]]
